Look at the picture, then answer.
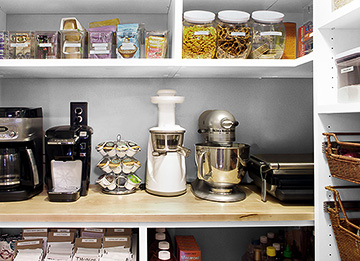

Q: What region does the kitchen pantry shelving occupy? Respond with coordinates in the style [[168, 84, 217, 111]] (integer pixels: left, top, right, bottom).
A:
[[314, 0, 360, 260], [0, 0, 315, 261], [0, 0, 313, 79]]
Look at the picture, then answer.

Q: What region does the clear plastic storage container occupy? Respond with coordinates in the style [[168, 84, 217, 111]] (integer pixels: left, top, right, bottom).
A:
[[335, 47, 360, 103], [0, 32, 8, 59], [88, 26, 116, 59], [60, 30, 87, 59], [216, 10, 252, 59], [182, 10, 217, 59], [8, 31, 35, 59], [250, 10, 286, 59], [35, 31, 59, 59]]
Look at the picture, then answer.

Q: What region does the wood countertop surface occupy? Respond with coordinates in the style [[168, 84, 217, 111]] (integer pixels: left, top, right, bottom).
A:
[[0, 185, 314, 223]]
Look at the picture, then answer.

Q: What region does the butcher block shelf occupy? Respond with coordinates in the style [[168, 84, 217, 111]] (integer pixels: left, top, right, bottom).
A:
[[0, 185, 314, 224]]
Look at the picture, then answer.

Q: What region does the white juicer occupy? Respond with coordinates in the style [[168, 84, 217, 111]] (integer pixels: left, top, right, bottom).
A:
[[146, 89, 190, 196]]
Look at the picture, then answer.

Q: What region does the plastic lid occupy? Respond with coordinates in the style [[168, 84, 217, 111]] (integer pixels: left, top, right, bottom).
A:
[[156, 228, 166, 233], [267, 232, 275, 239], [218, 10, 250, 23], [283, 244, 292, 258], [158, 241, 170, 250], [155, 232, 166, 241], [273, 243, 281, 251], [158, 251, 171, 260], [184, 10, 215, 23], [260, 235, 268, 244], [251, 10, 284, 23], [267, 246, 276, 257]]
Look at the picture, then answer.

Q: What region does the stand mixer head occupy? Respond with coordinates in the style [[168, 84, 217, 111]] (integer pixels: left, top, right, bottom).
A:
[[146, 89, 190, 197], [192, 110, 250, 202]]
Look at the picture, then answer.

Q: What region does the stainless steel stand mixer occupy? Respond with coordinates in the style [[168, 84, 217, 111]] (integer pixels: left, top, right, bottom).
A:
[[191, 110, 250, 202], [146, 89, 191, 196]]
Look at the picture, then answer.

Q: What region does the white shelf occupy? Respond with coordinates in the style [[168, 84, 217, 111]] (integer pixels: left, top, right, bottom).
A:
[[317, 103, 360, 114], [318, 0, 360, 29], [0, 53, 313, 79]]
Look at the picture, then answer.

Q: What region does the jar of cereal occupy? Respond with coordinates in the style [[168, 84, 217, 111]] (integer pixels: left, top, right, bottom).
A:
[[182, 10, 217, 59], [216, 10, 252, 59], [250, 10, 286, 59]]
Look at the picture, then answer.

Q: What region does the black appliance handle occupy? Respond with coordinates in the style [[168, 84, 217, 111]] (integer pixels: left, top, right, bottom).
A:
[[26, 148, 39, 186]]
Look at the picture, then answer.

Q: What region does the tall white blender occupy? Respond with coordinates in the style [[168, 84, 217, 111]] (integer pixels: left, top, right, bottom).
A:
[[146, 89, 190, 196]]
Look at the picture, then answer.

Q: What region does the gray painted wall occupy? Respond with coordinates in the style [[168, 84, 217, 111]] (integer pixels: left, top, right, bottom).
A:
[[0, 77, 313, 184]]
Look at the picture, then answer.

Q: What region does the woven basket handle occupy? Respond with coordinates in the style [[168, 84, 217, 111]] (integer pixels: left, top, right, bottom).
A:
[[323, 132, 360, 149]]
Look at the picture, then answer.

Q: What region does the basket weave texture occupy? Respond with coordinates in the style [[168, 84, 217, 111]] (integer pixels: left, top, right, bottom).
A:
[[323, 133, 360, 184], [326, 186, 360, 260]]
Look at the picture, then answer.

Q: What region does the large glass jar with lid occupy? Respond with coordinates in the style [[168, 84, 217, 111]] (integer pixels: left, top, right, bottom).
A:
[[216, 10, 252, 59], [250, 10, 286, 59], [182, 10, 217, 59]]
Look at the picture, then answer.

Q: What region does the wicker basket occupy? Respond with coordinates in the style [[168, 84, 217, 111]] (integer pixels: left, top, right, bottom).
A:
[[323, 132, 360, 184], [325, 186, 360, 260]]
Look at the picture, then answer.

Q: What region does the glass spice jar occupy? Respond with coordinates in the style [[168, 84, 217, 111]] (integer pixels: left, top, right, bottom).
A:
[[216, 10, 252, 59], [250, 10, 286, 59], [182, 10, 217, 59]]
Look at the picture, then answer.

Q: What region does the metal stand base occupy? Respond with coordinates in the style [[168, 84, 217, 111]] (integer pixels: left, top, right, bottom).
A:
[[191, 179, 246, 202]]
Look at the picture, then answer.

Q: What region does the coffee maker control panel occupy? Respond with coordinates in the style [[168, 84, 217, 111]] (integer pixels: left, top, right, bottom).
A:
[[0, 125, 18, 139]]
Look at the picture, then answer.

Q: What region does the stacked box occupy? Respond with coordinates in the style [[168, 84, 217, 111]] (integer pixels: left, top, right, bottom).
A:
[[175, 236, 201, 261], [298, 21, 313, 57]]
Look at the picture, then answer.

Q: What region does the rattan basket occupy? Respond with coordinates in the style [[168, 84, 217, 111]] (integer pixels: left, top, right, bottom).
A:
[[325, 186, 360, 260], [323, 132, 360, 184]]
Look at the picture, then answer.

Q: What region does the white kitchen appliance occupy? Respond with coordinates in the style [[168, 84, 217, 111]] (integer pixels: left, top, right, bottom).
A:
[[146, 89, 190, 196]]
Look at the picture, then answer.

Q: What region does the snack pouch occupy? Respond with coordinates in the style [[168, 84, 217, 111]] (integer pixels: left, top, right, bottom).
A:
[[116, 24, 140, 59]]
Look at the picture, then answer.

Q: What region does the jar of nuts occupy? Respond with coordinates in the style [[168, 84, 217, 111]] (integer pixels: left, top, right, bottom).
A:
[[216, 10, 252, 59], [250, 10, 286, 59], [182, 10, 217, 59]]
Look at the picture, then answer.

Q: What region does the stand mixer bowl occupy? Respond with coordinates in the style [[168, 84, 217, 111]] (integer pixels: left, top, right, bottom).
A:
[[195, 143, 250, 193]]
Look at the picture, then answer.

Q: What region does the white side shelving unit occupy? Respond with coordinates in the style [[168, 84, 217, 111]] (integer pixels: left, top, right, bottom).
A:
[[0, 0, 315, 260], [314, 0, 360, 260]]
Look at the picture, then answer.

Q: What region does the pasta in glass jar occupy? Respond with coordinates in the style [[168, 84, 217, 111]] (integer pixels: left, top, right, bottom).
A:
[[182, 10, 217, 59]]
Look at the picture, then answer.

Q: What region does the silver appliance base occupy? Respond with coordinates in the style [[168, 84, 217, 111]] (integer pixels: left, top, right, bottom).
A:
[[191, 179, 246, 202]]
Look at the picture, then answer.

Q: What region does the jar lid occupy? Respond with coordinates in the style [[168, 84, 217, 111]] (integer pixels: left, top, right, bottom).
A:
[[218, 10, 250, 23], [251, 10, 284, 23], [266, 246, 276, 257], [184, 10, 215, 23], [159, 251, 171, 260], [158, 241, 170, 250], [155, 232, 166, 241], [260, 235, 267, 244]]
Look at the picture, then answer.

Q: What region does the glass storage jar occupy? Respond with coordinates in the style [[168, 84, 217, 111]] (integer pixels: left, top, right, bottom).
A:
[[250, 10, 285, 59], [182, 10, 217, 59], [216, 10, 252, 59]]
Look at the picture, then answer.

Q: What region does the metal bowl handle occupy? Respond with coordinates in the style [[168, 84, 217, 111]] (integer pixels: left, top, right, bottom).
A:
[[198, 150, 212, 181]]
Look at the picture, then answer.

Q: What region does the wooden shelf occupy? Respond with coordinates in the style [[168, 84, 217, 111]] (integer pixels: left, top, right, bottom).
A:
[[0, 185, 314, 224]]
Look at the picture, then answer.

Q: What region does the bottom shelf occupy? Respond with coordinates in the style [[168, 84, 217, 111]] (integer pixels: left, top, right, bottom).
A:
[[1, 226, 315, 261]]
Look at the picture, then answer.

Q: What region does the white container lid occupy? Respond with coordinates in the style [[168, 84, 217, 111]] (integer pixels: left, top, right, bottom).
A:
[[159, 251, 171, 260], [158, 241, 170, 250], [155, 232, 166, 241], [252, 10, 284, 23], [184, 10, 215, 24], [218, 10, 250, 23]]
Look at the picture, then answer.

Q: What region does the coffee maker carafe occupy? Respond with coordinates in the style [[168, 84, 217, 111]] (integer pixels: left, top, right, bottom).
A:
[[146, 90, 190, 196], [0, 107, 43, 201], [191, 110, 250, 202], [45, 102, 93, 202]]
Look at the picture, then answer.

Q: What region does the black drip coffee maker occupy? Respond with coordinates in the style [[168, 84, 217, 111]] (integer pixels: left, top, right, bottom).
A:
[[45, 102, 93, 202], [0, 107, 43, 201]]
